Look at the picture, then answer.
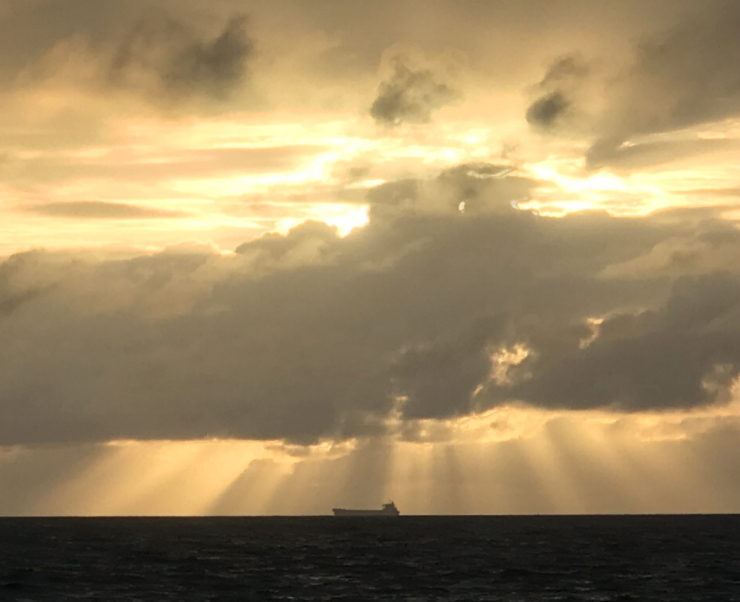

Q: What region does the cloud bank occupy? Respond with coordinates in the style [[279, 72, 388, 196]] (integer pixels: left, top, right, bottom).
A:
[[3, 165, 740, 446]]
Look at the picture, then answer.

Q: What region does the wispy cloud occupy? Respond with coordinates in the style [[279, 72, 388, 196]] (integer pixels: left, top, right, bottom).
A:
[[23, 201, 188, 219]]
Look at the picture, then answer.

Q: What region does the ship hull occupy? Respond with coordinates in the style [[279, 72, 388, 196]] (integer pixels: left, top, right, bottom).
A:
[[332, 508, 399, 517]]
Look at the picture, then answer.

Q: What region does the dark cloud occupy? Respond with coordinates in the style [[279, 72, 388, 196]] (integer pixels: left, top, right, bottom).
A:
[[24, 201, 187, 219], [370, 55, 458, 126], [107, 12, 254, 101], [520, 3, 740, 167], [0, 1, 702, 104], [525, 55, 589, 131], [526, 91, 570, 129], [606, 3, 740, 135], [481, 274, 740, 412], [0, 2, 254, 105], [523, 3, 740, 167], [0, 0, 147, 83], [391, 316, 505, 419], [3, 165, 740, 446]]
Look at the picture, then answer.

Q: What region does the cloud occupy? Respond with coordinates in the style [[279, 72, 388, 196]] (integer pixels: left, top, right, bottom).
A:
[[522, 4, 740, 167], [526, 91, 570, 130], [24, 201, 187, 219], [0, 284, 46, 318], [587, 139, 740, 171], [435, 163, 536, 214], [611, 3, 740, 132], [2, 166, 740, 446], [0, 4, 255, 110], [0, 251, 61, 317], [525, 55, 589, 131], [481, 274, 740, 412], [0, 0, 147, 82], [390, 316, 506, 420], [686, 188, 740, 198], [366, 163, 538, 220], [370, 53, 459, 126], [106, 12, 254, 102]]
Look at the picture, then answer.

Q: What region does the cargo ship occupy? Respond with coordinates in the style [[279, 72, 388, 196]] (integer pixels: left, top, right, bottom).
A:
[[332, 501, 400, 517]]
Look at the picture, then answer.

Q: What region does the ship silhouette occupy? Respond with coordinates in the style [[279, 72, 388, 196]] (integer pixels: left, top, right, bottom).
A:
[[332, 501, 400, 517]]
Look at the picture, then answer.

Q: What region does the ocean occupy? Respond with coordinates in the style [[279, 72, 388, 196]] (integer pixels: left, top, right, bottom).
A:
[[1, 515, 739, 601]]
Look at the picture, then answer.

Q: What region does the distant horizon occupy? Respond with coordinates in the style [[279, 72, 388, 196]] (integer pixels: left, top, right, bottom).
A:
[[4, 512, 740, 519]]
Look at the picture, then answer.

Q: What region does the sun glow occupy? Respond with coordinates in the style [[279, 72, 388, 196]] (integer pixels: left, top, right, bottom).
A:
[[518, 160, 673, 217], [274, 203, 370, 237], [5, 394, 740, 516], [317, 204, 370, 237], [5, 102, 728, 257]]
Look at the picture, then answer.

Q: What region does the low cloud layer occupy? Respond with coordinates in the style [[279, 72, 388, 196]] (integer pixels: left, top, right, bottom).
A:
[[3, 166, 740, 446]]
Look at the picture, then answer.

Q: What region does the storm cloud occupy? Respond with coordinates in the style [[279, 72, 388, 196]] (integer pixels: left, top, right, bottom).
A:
[[3, 166, 740, 446], [482, 274, 740, 411]]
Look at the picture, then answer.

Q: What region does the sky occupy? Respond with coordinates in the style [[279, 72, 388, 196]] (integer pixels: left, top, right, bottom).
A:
[[3, 0, 740, 515]]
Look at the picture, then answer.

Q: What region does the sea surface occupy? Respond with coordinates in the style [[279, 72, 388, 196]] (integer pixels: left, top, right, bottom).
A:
[[1, 515, 739, 601]]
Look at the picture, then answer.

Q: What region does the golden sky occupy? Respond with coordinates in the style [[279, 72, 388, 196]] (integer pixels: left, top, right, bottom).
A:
[[3, 0, 740, 515]]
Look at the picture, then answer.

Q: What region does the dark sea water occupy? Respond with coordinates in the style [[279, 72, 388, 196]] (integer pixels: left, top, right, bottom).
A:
[[1, 515, 739, 601]]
